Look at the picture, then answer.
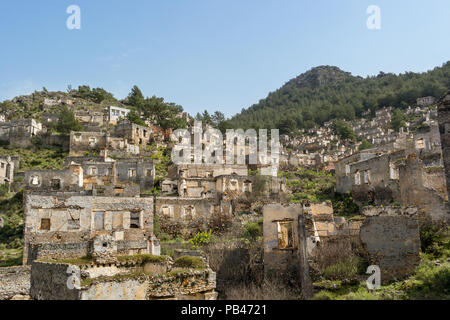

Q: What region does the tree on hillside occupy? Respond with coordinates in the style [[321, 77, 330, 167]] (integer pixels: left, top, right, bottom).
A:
[[391, 109, 407, 132], [127, 85, 145, 109], [127, 110, 147, 126], [332, 119, 356, 141], [228, 62, 450, 130], [279, 118, 297, 135], [56, 106, 82, 135], [211, 111, 225, 127], [359, 139, 373, 151], [195, 110, 214, 126]]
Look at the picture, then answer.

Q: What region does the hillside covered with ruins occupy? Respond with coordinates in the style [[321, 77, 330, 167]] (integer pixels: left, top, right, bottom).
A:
[[0, 64, 449, 300]]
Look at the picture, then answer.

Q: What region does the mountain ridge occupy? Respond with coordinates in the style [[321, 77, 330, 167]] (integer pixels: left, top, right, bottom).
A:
[[229, 61, 450, 131]]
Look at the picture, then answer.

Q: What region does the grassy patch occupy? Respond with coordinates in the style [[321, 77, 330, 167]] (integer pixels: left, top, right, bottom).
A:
[[173, 256, 206, 269], [116, 254, 168, 265], [0, 146, 67, 170], [0, 248, 23, 267], [81, 272, 149, 287]]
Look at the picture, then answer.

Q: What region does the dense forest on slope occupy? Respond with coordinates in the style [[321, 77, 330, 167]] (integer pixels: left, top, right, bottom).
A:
[[227, 62, 450, 132]]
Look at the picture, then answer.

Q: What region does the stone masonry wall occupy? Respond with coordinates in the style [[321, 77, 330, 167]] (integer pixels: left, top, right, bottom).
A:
[[360, 206, 421, 283], [0, 266, 31, 300]]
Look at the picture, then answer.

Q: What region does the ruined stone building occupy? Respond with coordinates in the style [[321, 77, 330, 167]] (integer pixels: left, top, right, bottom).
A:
[[112, 120, 153, 146], [0, 156, 14, 184], [74, 110, 105, 131], [107, 106, 130, 124], [25, 155, 155, 197], [0, 118, 42, 147], [22, 194, 158, 265], [263, 203, 421, 285], [69, 131, 140, 157], [335, 121, 448, 222], [417, 96, 436, 107], [437, 91, 450, 205], [22, 156, 159, 265], [263, 203, 361, 279]]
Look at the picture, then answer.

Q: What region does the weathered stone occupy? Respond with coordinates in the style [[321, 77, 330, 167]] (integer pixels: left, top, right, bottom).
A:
[[360, 207, 421, 283], [0, 266, 31, 300]]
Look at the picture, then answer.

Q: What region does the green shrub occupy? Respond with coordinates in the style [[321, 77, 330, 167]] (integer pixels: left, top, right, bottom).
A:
[[160, 247, 174, 258], [420, 223, 448, 257], [159, 232, 172, 242], [243, 222, 261, 241], [322, 256, 359, 281], [188, 230, 212, 249], [0, 184, 9, 198], [173, 256, 206, 269]]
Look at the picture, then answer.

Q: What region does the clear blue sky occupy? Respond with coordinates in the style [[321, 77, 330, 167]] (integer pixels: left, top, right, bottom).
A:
[[0, 0, 449, 117]]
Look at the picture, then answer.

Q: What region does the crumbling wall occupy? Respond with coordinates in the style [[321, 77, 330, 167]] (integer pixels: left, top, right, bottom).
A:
[[399, 154, 448, 221], [263, 204, 301, 279], [23, 195, 154, 264], [155, 197, 232, 238], [69, 131, 107, 156], [437, 91, 450, 214], [30, 261, 217, 300], [0, 266, 31, 300], [360, 206, 421, 283]]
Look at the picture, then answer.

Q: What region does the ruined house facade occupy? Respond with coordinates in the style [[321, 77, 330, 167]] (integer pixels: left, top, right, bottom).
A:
[[0, 119, 42, 147], [22, 156, 159, 265], [0, 156, 14, 184], [437, 91, 450, 205], [107, 106, 130, 124], [113, 120, 153, 146], [22, 194, 158, 265], [335, 122, 448, 222], [69, 131, 140, 157], [263, 203, 361, 279], [263, 203, 421, 284], [26, 156, 155, 196]]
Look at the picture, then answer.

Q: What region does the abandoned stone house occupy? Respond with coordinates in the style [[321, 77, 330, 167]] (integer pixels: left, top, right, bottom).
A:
[[113, 120, 153, 146], [165, 164, 249, 197], [263, 203, 421, 284], [69, 131, 140, 157], [263, 203, 361, 278], [107, 106, 130, 124], [22, 193, 158, 265], [25, 156, 155, 196], [335, 122, 448, 221], [0, 118, 42, 147], [417, 96, 436, 107], [155, 197, 233, 238], [0, 156, 14, 184], [74, 110, 105, 131]]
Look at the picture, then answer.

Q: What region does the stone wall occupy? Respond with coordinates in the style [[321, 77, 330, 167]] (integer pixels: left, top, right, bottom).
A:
[[155, 197, 232, 238], [437, 91, 450, 213], [360, 206, 421, 283], [0, 266, 31, 300], [263, 204, 301, 279], [70, 131, 107, 156], [399, 154, 449, 221], [30, 261, 217, 300]]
